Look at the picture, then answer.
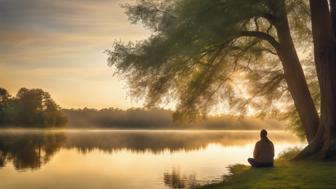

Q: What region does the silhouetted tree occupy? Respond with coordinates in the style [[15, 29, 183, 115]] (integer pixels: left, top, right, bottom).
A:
[[0, 88, 10, 103], [0, 87, 67, 127], [107, 0, 336, 159], [0, 88, 10, 124]]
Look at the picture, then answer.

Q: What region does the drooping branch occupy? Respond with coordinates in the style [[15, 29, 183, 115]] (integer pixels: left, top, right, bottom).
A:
[[259, 47, 277, 55], [238, 31, 281, 53]]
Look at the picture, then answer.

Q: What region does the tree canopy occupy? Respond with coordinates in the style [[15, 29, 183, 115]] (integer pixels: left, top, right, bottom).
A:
[[108, 0, 336, 159], [0, 87, 67, 127], [107, 0, 316, 124]]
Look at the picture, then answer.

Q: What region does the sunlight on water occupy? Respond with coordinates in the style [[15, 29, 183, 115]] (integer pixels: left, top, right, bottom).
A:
[[0, 130, 303, 189]]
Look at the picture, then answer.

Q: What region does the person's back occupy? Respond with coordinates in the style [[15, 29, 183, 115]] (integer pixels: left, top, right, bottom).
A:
[[248, 129, 274, 167]]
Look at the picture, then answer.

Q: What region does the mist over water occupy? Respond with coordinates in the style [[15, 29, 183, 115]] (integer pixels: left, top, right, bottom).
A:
[[0, 130, 303, 189]]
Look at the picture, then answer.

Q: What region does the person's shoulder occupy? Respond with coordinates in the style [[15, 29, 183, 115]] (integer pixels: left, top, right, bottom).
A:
[[256, 140, 262, 145], [260, 138, 272, 144], [267, 138, 274, 145]]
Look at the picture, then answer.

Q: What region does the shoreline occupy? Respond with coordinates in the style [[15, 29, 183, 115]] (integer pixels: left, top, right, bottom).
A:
[[0, 128, 289, 132]]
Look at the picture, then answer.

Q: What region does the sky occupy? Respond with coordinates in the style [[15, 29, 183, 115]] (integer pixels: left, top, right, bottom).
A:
[[0, 0, 150, 109]]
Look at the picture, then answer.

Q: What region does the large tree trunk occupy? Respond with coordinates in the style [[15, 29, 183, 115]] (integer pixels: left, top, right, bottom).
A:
[[295, 0, 336, 159], [273, 2, 319, 143]]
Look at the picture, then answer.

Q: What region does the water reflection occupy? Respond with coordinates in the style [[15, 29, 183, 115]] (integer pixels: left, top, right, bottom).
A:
[[0, 132, 65, 170], [0, 130, 301, 171], [64, 130, 300, 154], [164, 168, 200, 189]]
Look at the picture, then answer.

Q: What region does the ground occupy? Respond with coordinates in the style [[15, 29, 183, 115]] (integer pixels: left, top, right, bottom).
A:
[[200, 149, 336, 189]]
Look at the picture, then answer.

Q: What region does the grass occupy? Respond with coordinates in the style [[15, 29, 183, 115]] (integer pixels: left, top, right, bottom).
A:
[[200, 148, 336, 189]]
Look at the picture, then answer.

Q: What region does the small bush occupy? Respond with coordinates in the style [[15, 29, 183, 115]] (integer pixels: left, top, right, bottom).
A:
[[277, 147, 301, 161]]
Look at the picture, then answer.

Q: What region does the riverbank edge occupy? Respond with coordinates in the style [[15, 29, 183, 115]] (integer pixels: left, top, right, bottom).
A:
[[199, 148, 336, 189]]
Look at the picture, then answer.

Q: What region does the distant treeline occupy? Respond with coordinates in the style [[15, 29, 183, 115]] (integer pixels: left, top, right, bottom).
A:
[[0, 87, 67, 127], [0, 86, 283, 130], [63, 108, 283, 130]]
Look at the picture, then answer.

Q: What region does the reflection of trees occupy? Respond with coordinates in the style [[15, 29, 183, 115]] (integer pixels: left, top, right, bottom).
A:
[[163, 168, 200, 189], [0, 132, 66, 170], [64, 131, 300, 154], [0, 131, 300, 170]]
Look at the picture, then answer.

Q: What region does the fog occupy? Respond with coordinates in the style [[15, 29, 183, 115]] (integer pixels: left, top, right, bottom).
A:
[[63, 108, 284, 130]]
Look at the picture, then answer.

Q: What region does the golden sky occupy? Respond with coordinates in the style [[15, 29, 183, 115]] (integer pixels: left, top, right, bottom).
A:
[[0, 0, 150, 109]]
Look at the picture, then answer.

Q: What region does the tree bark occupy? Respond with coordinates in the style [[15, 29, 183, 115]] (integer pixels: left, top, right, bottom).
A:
[[295, 0, 336, 159], [329, 0, 336, 37], [273, 3, 319, 143]]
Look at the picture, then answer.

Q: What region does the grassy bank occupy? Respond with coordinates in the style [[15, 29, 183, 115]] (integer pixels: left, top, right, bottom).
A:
[[201, 149, 336, 189]]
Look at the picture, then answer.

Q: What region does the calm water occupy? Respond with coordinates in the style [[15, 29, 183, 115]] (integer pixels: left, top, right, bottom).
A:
[[0, 130, 303, 189]]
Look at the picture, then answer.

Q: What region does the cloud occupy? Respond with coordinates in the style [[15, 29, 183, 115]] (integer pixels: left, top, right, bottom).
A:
[[1, 0, 128, 29], [0, 0, 149, 108], [0, 0, 149, 64]]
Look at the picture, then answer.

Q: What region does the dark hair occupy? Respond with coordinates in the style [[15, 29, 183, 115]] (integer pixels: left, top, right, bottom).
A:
[[260, 129, 267, 138]]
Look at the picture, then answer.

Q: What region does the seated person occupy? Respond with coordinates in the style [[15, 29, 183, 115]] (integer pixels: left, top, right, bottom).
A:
[[248, 129, 274, 167]]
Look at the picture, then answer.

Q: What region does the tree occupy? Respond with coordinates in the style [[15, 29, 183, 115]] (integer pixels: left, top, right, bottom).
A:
[[296, 0, 336, 159], [0, 88, 11, 124], [0, 87, 67, 127], [107, 0, 336, 159], [16, 88, 45, 125], [0, 88, 10, 103], [16, 88, 67, 127]]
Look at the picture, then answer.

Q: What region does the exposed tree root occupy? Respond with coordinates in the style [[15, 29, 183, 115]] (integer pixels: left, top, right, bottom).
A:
[[294, 126, 336, 160]]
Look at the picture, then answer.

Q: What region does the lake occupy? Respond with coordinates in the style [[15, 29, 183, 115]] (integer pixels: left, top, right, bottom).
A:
[[0, 130, 303, 189]]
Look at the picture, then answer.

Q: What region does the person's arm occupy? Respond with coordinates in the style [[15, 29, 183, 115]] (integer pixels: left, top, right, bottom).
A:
[[271, 142, 275, 158], [253, 143, 259, 159]]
